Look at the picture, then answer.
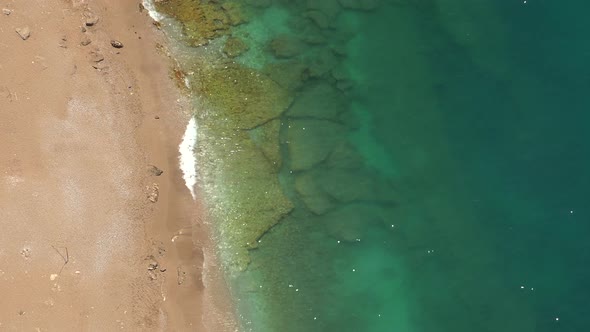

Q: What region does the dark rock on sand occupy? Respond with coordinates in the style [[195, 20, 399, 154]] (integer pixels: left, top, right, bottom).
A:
[[110, 40, 124, 48], [147, 165, 164, 176]]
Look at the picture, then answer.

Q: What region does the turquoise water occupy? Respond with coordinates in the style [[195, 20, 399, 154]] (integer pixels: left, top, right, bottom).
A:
[[236, 1, 590, 331], [153, 0, 590, 330]]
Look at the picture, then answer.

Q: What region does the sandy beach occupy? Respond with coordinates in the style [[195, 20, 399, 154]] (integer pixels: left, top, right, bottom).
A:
[[0, 0, 235, 330]]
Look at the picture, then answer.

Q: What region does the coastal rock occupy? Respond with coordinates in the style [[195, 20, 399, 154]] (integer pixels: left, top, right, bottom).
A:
[[269, 35, 306, 59], [110, 40, 124, 48], [287, 119, 347, 171], [287, 82, 347, 120], [316, 167, 397, 204], [249, 119, 282, 170], [155, 1, 237, 46], [306, 0, 341, 20], [305, 10, 330, 29], [223, 36, 249, 58], [245, 0, 273, 8], [262, 61, 308, 91], [221, 3, 248, 26], [80, 36, 91, 46], [338, 0, 381, 11], [306, 48, 339, 78], [325, 142, 365, 170], [295, 171, 336, 215], [198, 128, 293, 271], [321, 203, 389, 242], [199, 63, 292, 129], [15, 27, 30, 40], [84, 13, 99, 26]]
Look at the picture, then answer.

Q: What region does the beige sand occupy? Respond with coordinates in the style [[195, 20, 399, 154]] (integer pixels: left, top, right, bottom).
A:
[[0, 0, 236, 330]]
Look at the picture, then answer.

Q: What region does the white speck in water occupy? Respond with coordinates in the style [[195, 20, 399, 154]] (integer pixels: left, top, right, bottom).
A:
[[352, 269, 356, 272], [179, 117, 197, 200], [555, 317, 559, 321]]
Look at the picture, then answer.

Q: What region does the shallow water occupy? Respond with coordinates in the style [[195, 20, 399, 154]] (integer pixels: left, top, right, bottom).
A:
[[152, 0, 590, 330]]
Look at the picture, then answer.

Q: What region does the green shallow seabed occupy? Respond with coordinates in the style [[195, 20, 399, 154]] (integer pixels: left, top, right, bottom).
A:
[[151, 0, 590, 331]]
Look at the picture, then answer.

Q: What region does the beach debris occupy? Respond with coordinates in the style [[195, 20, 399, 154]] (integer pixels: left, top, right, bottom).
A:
[[147, 259, 159, 271], [110, 40, 123, 48], [51, 245, 69, 274], [20, 247, 31, 259], [80, 36, 91, 46], [2, 8, 11, 15], [147, 183, 159, 203], [59, 35, 68, 48], [147, 165, 164, 176], [177, 266, 186, 285], [15, 27, 30, 40], [49, 274, 58, 281]]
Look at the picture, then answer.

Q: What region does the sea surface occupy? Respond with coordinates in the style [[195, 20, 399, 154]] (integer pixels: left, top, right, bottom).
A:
[[149, 0, 590, 331]]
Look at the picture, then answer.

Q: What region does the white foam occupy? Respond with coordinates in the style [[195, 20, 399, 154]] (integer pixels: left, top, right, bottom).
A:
[[179, 117, 197, 200], [142, 0, 166, 22]]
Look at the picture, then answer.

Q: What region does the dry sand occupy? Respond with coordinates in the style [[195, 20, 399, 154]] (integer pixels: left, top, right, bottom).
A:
[[0, 0, 236, 330]]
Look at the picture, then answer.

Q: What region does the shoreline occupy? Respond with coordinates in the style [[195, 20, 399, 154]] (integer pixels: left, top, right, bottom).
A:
[[0, 0, 237, 330]]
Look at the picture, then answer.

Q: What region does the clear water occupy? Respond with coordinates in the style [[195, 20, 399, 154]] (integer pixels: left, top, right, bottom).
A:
[[154, 0, 590, 330]]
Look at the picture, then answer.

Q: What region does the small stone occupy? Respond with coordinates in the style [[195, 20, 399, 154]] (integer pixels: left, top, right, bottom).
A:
[[80, 26, 87, 33], [154, 115, 160, 120], [2, 8, 11, 15], [80, 36, 91, 46], [147, 165, 164, 176], [15, 27, 30, 40], [85, 15, 99, 26], [110, 40, 123, 48], [147, 260, 159, 270]]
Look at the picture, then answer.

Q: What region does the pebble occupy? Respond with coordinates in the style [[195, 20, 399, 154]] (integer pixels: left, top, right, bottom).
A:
[[85, 16, 99, 26], [2, 8, 11, 15], [110, 40, 124, 48]]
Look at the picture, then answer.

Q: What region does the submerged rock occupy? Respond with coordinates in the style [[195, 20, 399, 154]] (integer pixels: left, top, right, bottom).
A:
[[198, 63, 292, 129], [287, 119, 347, 171], [295, 171, 336, 215], [249, 119, 282, 170], [262, 61, 308, 91], [287, 82, 348, 120], [223, 36, 249, 58], [338, 0, 381, 11], [321, 203, 392, 242], [269, 34, 306, 59]]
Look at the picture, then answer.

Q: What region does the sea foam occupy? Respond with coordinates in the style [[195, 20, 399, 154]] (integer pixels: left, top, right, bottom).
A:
[[142, 0, 165, 22], [179, 117, 197, 200]]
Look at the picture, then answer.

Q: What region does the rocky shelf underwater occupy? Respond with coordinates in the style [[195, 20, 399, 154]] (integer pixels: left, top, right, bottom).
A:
[[141, 0, 566, 331]]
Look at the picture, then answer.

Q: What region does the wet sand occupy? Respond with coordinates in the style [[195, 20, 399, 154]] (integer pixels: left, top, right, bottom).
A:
[[0, 0, 235, 330]]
